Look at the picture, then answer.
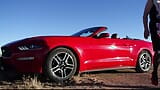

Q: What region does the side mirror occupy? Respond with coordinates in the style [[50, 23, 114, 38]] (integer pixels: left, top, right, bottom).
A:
[[99, 33, 110, 38]]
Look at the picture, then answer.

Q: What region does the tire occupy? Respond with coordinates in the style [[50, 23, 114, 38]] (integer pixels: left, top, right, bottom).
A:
[[135, 50, 152, 73], [44, 47, 77, 83]]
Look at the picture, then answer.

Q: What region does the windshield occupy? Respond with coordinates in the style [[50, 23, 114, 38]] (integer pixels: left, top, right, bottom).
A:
[[72, 27, 101, 37]]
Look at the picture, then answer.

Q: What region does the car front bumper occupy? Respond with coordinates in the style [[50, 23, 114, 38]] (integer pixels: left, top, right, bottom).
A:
[[1, 50, 47, 73]]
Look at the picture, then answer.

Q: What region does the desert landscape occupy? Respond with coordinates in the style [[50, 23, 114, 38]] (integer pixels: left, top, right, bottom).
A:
[[0, 68, 159, 89]]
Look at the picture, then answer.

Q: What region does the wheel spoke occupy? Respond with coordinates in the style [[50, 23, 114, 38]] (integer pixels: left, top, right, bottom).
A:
[[144, 63, 149, 69], [66, 66, 73, 70], [142, 55, 146, 60], [56, 54, 63, 61], [146, 60, 150, 63], [66, 64, 74, 70], [63, 69, 67, 78], [141, 59, 145, 64], [53, 57, 60, 65], [63, 53, 70, 61], [140, 55, 145, 68], [60, 69, 67, 78], [146, 59, 150, 65], [51, 65, 59, 72], [53, 68, 61, 74], [141, 63, 145, 68]]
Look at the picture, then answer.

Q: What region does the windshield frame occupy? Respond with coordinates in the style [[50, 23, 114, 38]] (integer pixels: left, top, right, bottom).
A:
[[72, 27, 107, 37]]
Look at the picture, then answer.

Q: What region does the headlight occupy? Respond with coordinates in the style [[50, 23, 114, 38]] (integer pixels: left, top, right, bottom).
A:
[[18, 44, 42, 51]]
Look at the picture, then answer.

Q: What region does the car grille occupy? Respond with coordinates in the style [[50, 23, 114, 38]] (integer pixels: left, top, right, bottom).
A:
[[1, 47, 12, 57]]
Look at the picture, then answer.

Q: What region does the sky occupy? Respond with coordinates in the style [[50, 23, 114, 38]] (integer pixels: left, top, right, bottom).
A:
[[0, 0, 149, 46]]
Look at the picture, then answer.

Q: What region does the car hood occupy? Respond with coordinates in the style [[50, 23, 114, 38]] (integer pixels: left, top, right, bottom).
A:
[[1, 36, 78, 47]]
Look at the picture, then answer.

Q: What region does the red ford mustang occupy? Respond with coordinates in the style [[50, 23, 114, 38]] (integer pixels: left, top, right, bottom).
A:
[[1, 26, 154, 82]]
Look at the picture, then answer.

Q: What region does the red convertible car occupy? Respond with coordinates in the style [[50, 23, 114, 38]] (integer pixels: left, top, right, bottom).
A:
[[1, 26, 154, 82]]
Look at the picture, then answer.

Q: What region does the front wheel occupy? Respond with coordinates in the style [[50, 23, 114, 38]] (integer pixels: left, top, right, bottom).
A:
[[43, 47, 77, 83], [135, 50, 152, 73]]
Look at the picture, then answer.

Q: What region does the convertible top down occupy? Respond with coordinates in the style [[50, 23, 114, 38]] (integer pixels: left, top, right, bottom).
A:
[[1, 26, 154, 82]]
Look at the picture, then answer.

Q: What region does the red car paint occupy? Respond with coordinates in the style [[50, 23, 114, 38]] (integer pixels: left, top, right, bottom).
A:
[[1, 27, 154, 73]]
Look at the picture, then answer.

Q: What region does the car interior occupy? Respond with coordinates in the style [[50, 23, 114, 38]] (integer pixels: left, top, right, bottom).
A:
[[96, 33, 119, 39]]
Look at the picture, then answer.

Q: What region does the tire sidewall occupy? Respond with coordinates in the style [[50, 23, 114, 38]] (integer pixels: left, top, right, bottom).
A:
[[136, 50, 152, 73], [44, 47, 77, 82]]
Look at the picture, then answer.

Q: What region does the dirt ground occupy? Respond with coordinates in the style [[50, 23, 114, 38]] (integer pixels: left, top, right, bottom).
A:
[[0, 68, 160, 89]]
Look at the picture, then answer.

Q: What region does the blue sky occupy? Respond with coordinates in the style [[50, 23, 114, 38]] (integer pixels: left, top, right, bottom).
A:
[[0, 0, 148, 46]]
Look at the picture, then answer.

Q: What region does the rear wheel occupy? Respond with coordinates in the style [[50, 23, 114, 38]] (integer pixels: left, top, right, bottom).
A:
[[44, 47, 77, 83], [136, 50, 152, 73]]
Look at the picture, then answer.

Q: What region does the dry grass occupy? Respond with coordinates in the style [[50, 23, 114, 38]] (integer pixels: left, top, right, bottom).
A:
[[0, 69, 159, 89], [0, 73, 46, 89], [22, 74, 44, 89]]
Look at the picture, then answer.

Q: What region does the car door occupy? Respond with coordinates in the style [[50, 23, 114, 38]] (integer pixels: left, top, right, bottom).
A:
[[108, 38, 135, 67], [88, 38, 133, 70]]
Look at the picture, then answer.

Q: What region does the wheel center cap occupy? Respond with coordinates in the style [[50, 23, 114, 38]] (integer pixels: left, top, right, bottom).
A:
[[59, 61, 65, 67]]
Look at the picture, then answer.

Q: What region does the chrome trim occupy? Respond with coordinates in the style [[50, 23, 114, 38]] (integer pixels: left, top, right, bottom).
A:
[[17, 57, 35, 61], [81, 66, 135, 73]]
